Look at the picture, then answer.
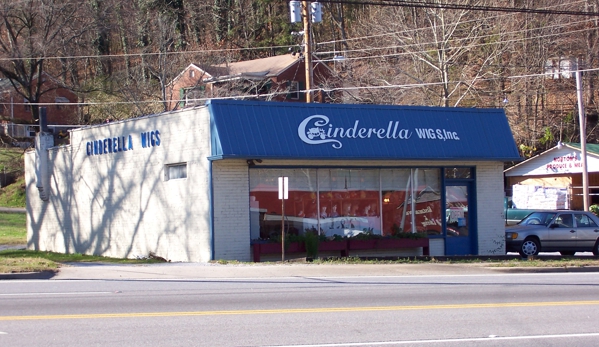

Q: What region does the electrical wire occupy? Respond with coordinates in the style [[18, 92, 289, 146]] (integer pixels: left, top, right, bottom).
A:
[[316, 0, 590, 47], [4, 67, 597, 107], [315, 0, 599, 17]]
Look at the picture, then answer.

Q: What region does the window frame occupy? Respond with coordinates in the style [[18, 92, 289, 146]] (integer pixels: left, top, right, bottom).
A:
[[165, 162, 188, 181]]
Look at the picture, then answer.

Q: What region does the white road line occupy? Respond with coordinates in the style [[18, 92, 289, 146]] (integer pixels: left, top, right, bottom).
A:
[[264, 332, 599, 346], [0, 291, 113, 297]]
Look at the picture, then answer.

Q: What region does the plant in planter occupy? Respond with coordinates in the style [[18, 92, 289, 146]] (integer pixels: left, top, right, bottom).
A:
[[304, 229, 319, 260], [347, 229, 380, 250], [391, 223, 428, 239]]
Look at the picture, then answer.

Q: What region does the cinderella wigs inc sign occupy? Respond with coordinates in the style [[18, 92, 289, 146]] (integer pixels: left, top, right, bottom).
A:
[[86, 130, 161, 156], [298, 115, 460, 149]]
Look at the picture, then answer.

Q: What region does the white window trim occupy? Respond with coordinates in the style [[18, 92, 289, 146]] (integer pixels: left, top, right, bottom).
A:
[[165, 162, 187, 181]]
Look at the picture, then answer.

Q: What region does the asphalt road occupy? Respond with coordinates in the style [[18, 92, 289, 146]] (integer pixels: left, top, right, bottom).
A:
[[1, 270, 599, 346]]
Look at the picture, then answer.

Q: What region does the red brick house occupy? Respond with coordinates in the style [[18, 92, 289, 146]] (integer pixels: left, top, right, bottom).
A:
[[0, 72, 78, 138], [166, 54, 335, 110]]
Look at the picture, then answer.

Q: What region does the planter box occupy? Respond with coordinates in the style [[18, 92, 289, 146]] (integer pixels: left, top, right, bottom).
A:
[[348, 238, 429, 256], [252, 242, 305, 262], [252, 237, 429, 262], [318, 240, 349, 257], [348, 239, 378, 250], [376, 238, 430, 255]]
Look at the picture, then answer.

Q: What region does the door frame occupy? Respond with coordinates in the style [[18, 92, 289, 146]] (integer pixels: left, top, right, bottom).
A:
[[444, 179, 477, 255]]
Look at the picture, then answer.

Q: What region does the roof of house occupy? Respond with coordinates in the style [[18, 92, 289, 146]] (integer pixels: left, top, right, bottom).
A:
[[562, 142, 599, 156], [204, 54, 301, 82]]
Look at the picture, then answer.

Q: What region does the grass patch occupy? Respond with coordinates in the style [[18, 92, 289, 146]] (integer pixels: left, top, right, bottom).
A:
[[0, 176, 26, 207], [0, 249, 166, 273], [0, 211, 26, 245], [489, 257, 599, 268], [0, 256, 57, 274], [0, 148, 26, 208]]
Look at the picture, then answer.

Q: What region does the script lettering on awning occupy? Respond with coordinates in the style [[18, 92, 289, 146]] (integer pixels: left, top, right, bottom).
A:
[[298, 115, 460, 149]]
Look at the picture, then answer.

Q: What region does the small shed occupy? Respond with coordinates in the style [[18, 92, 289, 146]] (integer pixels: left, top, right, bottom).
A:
[[504, 143, 599, 210]]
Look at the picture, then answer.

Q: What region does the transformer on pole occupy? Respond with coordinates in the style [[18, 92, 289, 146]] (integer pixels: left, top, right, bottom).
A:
[[289, 1, 322, 103]]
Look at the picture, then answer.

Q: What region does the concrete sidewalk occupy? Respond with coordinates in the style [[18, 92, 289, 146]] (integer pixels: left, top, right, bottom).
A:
[[9, 260, 596, 281], [50, 261, 506, 280], [3, 242, 599, 280]]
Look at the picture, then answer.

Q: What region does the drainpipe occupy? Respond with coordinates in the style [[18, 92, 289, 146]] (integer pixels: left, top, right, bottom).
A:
[[35, 108, 53, 201]]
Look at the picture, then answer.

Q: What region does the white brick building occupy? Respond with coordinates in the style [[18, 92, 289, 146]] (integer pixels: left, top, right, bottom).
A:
[[25, 100, 520, 262]]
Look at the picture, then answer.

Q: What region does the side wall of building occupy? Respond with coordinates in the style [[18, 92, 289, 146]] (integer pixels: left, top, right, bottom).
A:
[[26, 107, 213, 262]]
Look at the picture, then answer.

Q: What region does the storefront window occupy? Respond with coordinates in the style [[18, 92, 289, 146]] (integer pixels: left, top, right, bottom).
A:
[[318, 169, 380, 237], [381, 169, 441, 236], [250, 168, 441, 240], [249, 168, 317, 240]]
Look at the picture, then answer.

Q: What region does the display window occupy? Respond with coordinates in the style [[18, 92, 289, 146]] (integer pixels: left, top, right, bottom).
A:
[[318, 169, 381, 237], [381, 169, 442, 236], [249, 168, 443, 240]]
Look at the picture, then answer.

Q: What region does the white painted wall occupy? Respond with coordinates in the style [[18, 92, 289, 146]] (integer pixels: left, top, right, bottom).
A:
[[475, 162, 507, 255], [26, 107, 213, 262], [212, 160, 251, 261]]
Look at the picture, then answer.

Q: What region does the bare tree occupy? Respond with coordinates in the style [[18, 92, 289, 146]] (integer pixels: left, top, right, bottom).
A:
[[344, 0, 508, 107], [0, 0, 84, 123]]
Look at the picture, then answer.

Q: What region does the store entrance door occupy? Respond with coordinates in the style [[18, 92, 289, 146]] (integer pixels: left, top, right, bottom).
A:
[[445, 183, 474, 255]]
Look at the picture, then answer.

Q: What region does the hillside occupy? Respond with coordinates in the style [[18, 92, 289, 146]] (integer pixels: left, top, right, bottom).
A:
[[0, 176, 25, 208], [0, 148, 26, 208]]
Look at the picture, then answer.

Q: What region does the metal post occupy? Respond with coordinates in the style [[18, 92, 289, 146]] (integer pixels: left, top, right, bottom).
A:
[[302, 1, 313, 103], [576, 61, 589, 211], [281, 198, 285, 261]]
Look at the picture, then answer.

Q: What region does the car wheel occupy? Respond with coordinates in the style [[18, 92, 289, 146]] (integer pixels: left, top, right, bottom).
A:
[[560, 251, 575, 256], [593, 241, 599, 257], [519, 237, 540, 257]]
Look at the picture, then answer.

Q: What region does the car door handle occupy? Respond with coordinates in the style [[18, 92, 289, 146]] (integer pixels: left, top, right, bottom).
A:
[[570, 230, 576, 233], [595, 229, 599, 233]]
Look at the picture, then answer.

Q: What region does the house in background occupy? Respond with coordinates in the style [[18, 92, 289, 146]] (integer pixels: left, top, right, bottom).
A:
[[0, 72, 79, 140], [166, 54, 335, 110]]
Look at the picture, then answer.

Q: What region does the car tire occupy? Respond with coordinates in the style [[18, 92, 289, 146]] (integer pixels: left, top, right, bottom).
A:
[[560, 251, 575, 256], [519, 237, 540, 258], [593, 241, 599, 257]]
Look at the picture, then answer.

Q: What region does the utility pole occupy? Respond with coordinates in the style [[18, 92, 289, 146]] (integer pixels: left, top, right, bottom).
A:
[[302, 1, 314, 103], [576, 59, 589, 211], [290, 1, 321, 103]]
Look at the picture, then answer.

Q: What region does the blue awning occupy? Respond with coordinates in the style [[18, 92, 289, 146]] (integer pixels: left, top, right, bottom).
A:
[[206, 100, 521, 161]]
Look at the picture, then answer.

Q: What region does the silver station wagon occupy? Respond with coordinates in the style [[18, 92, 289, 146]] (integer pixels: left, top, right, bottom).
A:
[[505, 210, 599, 257]]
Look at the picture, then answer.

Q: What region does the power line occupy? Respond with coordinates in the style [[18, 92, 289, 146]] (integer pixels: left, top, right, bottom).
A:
[[316, 0, 599, 17], [4, 67, 598, 107], [316, 5, 593, 49], [316, 28, 595, 68]]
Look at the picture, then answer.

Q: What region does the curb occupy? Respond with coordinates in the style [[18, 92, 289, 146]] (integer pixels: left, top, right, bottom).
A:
[[494, 266, 599, 273], [0, 207, 25, 214], [0, 271, 56, 280]]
